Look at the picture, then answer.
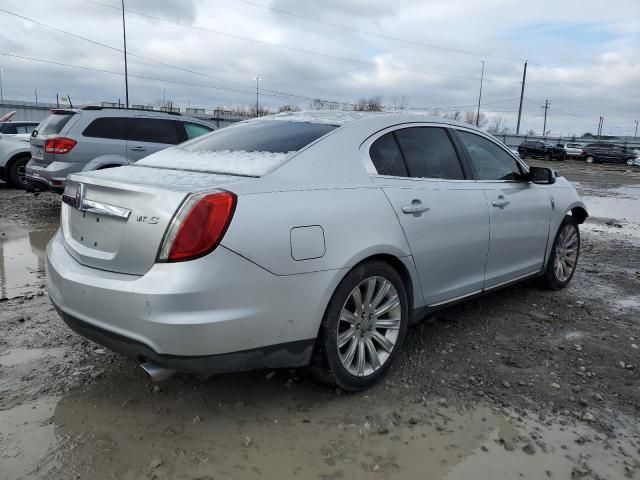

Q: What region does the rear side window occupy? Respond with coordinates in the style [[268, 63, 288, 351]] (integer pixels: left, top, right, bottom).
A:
[[183, 120, 336, 154], [37, 113, 75, 135], [129, 118, 180, 144], [394, 127, 464, 180], [183, 122, 212, 139], [83, 117, 129, 140], [369, 133, 408, 176], [458, 131, 522, 181]]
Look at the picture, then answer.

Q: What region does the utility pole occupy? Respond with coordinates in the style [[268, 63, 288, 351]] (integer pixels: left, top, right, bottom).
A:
[[0, 68, 4, 102], [597, 116, 604, 141], [254, 76, 261, 117], [634, 120, 638, 140], [162, 88, 168, 107], [541, 99, 550, 137], [516, 60, 527, 135], [121, 0, 129, 108], [476, 61, 485, 127], [34, 89, 38, 102]]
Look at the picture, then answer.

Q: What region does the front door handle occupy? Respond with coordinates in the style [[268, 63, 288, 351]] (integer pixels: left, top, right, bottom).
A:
[[492, 195, 510, 208], [402, 200, 430, 216], [130, 146, 146, 152]]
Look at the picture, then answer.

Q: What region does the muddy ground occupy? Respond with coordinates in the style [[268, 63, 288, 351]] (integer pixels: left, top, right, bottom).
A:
[[1, 159, 639, 480]]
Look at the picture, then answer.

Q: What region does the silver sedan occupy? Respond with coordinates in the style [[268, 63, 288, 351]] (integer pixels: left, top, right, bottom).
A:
[[46, 112, 588, 390]]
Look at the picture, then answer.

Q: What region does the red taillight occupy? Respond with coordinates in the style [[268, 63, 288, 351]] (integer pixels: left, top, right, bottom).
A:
[[44, 137, 77, 154], [158, 191, 236, 263]]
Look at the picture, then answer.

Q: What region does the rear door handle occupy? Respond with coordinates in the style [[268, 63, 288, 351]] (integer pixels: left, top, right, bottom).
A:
[[402, 201, 430, 215], [130, 146, 146, 152]]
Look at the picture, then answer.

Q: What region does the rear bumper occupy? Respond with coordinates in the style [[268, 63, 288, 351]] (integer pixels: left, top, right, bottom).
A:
[[25, 159, 82, 192], [54, 304, 313, 375], [46, 230, 343, 372]]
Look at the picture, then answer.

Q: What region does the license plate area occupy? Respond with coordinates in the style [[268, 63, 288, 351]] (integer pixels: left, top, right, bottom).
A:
[[67, 208, 126, 255], [31, 146, 44, 160]]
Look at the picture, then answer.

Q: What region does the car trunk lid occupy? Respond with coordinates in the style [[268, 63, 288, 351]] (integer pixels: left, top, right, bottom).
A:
[[60, 165, 248, 275]]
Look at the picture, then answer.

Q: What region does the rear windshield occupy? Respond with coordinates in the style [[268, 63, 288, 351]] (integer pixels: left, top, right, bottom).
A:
[[36, 112, 75, 135], [138, 120, 337, 176], [182, 120, 336, 154]]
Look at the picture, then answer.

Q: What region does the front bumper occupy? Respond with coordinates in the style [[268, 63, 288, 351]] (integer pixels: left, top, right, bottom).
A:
[[25, 160, 82, 193], [46, 230, 342, 374]]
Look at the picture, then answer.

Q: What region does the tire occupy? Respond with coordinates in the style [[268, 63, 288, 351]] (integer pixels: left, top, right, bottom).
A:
[[627, 158, 635, 166], [586, 156, 595, 164], [310, 260, 409, 391], [544, 153, 551, 161], [539, 216, 580, 290], [7, 156, 30, 189]]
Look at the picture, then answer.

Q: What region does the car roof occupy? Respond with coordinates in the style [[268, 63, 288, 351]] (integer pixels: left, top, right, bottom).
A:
[[247, 110, 490, 134]]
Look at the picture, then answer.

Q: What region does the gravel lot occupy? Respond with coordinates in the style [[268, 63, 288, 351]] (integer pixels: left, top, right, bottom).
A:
[[1, 159, 639, 479]]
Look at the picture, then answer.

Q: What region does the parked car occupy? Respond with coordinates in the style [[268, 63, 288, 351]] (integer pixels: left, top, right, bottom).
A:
[[46, 112, 587, 391], [0, 132, 32, 187], [0, 121, 39, 135], [25, 106, 215, 193], [518, 140, 566, 160], [561, 142, 584, 158], [580, 143, 637, 165]]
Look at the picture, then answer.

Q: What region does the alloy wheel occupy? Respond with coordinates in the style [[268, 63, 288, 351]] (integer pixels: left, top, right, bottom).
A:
[[337, 276, 401, 377], [16, 164, 27, 187], [554, 223, 579, 282]]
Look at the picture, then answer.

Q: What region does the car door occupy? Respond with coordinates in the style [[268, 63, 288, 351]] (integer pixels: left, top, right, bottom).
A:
[[454, 129, 552, 288], [365, 125, 490, 305], [126, 117, 182, 161]]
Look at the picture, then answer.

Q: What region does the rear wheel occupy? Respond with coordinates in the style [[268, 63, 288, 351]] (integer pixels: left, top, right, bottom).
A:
[[586, 156, 595, 164], [539, 216, 580, 290], [311, 261, 408, 391], [7, 156, 29, 189]]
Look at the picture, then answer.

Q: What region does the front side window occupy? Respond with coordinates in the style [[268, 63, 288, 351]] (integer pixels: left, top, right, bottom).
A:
[[129, 118, 180, 144], [369, 132, 408, 177], [394, 127, 464, 180], [457, 130, 522, 181]]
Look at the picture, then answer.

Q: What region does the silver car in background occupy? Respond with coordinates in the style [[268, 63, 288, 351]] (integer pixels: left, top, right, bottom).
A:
[[26, 106, 214, 193], [46, 112, 588, 390]]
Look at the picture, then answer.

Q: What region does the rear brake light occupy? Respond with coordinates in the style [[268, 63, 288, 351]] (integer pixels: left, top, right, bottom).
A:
[[45, 137, 77, 154], [158, 191, 236, 262]]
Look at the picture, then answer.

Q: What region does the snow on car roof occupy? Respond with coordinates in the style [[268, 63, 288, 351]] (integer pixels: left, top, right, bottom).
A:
[[254, 110, 383, 126]]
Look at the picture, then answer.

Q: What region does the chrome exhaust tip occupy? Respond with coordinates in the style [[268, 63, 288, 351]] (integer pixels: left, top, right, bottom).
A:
[[140, 361, 176, 382]]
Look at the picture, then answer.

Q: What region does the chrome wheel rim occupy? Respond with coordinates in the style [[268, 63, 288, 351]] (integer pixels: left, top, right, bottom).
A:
[[586, 156, 594, 163], [554, 224, 579, 282], [627, 159, 634, 166], [337, 276, 401, 377], [16, 164, 27, 186]]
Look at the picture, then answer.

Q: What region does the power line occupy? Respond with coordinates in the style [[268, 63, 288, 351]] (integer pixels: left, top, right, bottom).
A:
[[83, 0, 522, 85], [0, 7, 353, 105], [232, 0, 524, 62]]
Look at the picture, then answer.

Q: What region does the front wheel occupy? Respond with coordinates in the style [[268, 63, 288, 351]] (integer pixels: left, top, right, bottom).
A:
[[311, 261, 408, 391], [539, 216, 580, 290], [586, 156, 595, 164]]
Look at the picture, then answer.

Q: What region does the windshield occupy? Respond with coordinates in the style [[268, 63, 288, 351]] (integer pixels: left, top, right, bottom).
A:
[[137, 120, 337, 176]]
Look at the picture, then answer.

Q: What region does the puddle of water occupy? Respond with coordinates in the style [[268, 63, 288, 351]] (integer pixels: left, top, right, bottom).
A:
[[580, 185, 640, 239], [41, 391, 638, 480], [0, 397, 60, 479], [0, 347, 66, 367], [0, 226, 58, 299]]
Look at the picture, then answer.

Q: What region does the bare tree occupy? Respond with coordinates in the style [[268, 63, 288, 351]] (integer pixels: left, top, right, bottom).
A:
[[462, 111, 487, 127], [390, 95, 409, 112], [443, 111, 462, 121], [354, 96, 384, 112], [487, 116, 510, 135], [278, 104, 301, 113]]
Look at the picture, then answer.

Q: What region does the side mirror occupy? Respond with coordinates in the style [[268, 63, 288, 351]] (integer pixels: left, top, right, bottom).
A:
[[527, 166, 555, 185]]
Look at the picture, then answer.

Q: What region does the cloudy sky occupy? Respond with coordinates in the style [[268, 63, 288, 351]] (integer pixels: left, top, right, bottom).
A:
[[1, 0, 639, 136]]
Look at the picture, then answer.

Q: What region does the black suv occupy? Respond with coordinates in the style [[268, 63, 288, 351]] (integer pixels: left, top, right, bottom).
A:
[[518, 140, 566, 160], [580, 143, 637, 165]]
